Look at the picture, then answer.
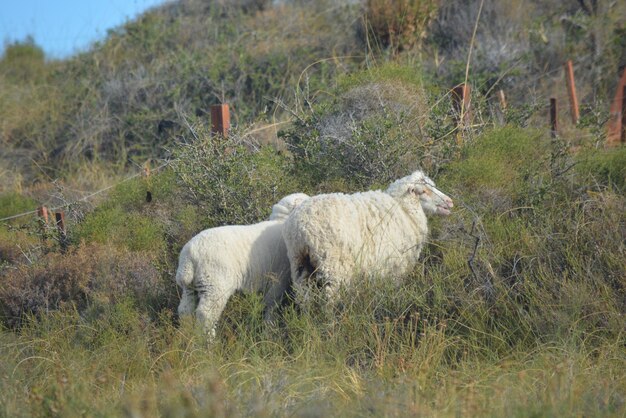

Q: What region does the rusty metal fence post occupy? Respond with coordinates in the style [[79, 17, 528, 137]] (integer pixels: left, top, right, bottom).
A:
[[55, 211, 68, 252], [622, 85, 626, 143], [550, 98, 558, 138], [607, 68, 626, 146], [564, 60, 579, 125], [211, 104, 230, 138]]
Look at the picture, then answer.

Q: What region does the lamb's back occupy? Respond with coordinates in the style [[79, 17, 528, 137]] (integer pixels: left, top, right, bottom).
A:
[[187, 221, 287, 289]]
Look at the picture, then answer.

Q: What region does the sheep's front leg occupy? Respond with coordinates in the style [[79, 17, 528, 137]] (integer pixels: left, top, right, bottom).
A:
[[195, 285, 234, 338], [318, 263, 349, 305]]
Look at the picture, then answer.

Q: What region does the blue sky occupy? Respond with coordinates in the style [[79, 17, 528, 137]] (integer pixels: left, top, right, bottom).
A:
[[0, 0, 167, 59]]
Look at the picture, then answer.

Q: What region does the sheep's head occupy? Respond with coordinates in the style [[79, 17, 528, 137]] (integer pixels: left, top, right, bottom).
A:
[[387, 171, 453, 216], [269, 193, 310, 220]]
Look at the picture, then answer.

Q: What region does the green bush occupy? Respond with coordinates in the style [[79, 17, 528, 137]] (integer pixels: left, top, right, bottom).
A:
[[0, 192, 37, 220], [434, 126, 625, 346], [107, 170, 177, 212], [0, 193, 40, 265], [441, 126, 549, 210], [70, 171, 182, 253], [0, 37, 46, 84], [173, 128, 300, 226], [576, 147, 626, 191]]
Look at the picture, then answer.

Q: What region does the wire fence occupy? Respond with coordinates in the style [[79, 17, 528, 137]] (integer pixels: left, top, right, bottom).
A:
[[1, 56, 623, 224], [0, 160, 171, 224]]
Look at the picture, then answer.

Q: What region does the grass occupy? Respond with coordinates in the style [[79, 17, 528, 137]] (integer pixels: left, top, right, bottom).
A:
[[1, 285, 623, 416]]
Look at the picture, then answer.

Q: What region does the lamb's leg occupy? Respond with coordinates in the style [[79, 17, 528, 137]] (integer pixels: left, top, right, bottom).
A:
[[195, 284, 235, 338], [262, 274, 291, 323], [177, 285, 197, 317]]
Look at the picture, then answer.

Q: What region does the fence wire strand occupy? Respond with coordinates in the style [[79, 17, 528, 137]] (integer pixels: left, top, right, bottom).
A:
[[0, 160, 171, 224]]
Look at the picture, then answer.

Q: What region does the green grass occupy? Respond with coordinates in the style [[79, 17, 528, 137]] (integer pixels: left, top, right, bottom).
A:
[[2, 97, 625, 416], [576, 147, 626, 191], [0, 192, 38, 220], [75, 207, 166, 252], [441, 126, 550, 204], [1, 0, 625, 413], [1, 284, 623, 417]]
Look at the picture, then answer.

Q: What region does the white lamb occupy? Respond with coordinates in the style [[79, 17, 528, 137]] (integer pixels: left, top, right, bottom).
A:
[[176, 192, 309, 336], [282, 171, 453, 302]]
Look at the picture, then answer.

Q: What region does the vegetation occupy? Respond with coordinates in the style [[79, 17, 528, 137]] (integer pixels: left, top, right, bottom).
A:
[[362, 0, 440, 52], [1, 0, 625, 416]]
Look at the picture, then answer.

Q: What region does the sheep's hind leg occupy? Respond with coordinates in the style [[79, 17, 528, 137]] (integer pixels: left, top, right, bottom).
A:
[[177, 285, 197, 317], [195, 285, 234, 339], [324, 280, 342, 305], [262, 274, 291, 323]]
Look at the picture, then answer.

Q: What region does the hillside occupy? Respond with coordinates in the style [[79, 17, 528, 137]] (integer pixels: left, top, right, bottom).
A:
[[1, 0, 625, 416], [1, 0, 625, 189], [1, 0, 364, 190]]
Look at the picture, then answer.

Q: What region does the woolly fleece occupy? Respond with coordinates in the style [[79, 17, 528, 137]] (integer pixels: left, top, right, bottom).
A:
[[176, 192, 309, 335], [282, 171, 452, 301]]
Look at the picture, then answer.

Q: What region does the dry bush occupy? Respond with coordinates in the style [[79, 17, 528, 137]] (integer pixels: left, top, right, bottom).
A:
[[0, 241, 24, 266], [282, 65, 454, 189], [429, 0, 626, 107], [364, 0, 440, 52], [0, 243, 164, 328]]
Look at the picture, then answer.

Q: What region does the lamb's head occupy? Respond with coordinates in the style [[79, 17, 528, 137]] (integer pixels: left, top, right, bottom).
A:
[[269, 193, 310, 221], [386, 170, 453, 216]]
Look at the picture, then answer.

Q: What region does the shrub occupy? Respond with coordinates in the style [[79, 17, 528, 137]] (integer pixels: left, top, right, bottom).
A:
[[0, 192, 38, 220], [173, 127, 300, 226], [440, 126, 550, 211], [0, 193, 41, 265], [74, 206, 166, 252], [576, 147, 626, 191], [281, 64, 451, 191], [434, 126, 625, 345], [0, 243, 165, 328], [0, 36, 46, 84], [0, 226, 40, 266], [363, 0, 440, 52], [71, 172, 179, 253]]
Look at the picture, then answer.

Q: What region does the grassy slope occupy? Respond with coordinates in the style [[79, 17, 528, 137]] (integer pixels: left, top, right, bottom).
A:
[[1, 120, 624, 416], [1, 1, 625, 416]]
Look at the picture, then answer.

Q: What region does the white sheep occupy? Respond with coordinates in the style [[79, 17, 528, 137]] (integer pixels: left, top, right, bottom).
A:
[[282, 171, 452, 302], [176, 192, 309, 336]]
